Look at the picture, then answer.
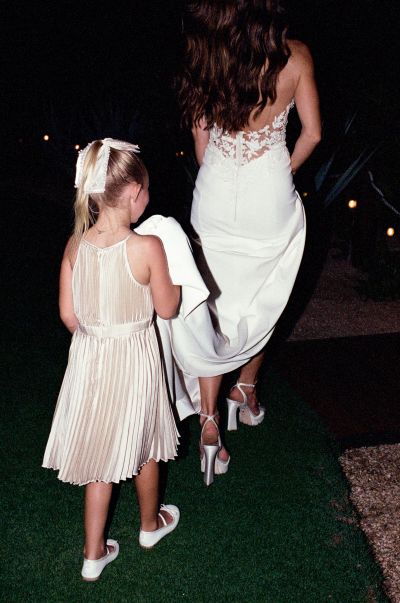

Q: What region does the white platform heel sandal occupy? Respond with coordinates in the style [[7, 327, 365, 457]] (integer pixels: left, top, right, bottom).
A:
[[200, 413, 230, 486], [226, 383, 265, 430]]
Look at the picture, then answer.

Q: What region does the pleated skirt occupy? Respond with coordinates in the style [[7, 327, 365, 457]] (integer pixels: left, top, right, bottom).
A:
[[42, 325, 179, 486]]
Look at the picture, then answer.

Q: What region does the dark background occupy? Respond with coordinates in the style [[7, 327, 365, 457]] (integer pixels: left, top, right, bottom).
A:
[[3, 0, 399, 161], [2, 0, 399, 311]]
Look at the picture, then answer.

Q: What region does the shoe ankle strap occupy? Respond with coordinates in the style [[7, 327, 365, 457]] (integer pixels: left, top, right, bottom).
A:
[[230, 382, 257, 404], [158, 512, 167, 527], [199, 412, 219, 420], [199, 412, 220, 436], [234, 382, 256, 389]]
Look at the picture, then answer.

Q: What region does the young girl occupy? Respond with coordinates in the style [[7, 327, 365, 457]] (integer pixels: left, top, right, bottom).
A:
[[42, 138, 181, 581]]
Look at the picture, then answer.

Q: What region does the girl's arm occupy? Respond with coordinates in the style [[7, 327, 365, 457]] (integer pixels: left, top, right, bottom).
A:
[[192, 117, 210, 165], [59, 238, 79, 333], [290, 42, 321, 174], [127, 235, 181, 319], [147, 237, 181, 319]]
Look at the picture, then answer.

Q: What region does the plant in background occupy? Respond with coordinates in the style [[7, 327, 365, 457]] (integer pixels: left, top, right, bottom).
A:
[[311, 98, 400, 298], [356, 244, 400, 301]]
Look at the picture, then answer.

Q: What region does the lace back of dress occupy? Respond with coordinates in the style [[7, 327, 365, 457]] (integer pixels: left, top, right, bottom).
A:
[[209, 100, 294, 165]]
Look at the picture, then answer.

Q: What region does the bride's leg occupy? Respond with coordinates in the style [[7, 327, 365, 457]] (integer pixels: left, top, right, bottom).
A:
[[199, 375, 229, 462], [229, 351, 265, 415]]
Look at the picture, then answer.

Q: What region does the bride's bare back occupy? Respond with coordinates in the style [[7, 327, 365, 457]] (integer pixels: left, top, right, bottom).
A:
[[193, 40, 321, 173], [246, 40, 319, 132]]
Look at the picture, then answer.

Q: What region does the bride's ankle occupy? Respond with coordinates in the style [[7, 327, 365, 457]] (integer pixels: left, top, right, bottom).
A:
[[246, 393, 258, 409], [199, 412, 219, 426], [230, 383, 256, 402]]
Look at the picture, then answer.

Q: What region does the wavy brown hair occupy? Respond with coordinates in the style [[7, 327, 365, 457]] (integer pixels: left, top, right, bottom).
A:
[[177, 0, 291, 131]]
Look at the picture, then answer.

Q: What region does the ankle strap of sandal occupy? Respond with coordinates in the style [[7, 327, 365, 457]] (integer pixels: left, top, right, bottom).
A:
[[199, 412, 219, 420], [230, 382, 257, 404], [235, 382, 256, 389]]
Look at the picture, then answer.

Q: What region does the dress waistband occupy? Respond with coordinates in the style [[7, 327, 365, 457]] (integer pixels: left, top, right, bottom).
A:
[[79, 319, 152, 338]]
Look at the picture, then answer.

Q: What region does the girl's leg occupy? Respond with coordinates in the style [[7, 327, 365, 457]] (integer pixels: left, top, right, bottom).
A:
[[199, 375, 229, 461], [84, 482, 113, 559], [229, 351, 265, 414], [135, 460, 174, 530]]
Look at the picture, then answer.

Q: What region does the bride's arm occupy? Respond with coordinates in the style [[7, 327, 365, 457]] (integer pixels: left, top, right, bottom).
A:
[[290, 42, 321, 174], [192, 117, 210, 165]]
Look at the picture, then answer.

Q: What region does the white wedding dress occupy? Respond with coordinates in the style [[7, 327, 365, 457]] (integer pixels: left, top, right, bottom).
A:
[[136, 101, 306, 419], [191, 100, 305, 363]]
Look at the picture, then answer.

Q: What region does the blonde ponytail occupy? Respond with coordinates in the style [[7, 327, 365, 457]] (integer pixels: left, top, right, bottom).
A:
[[73, 139, 147, 240], [73, 141, 103, 240]]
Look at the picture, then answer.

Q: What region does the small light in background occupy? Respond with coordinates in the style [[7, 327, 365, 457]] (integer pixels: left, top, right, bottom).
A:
[[43, 134, 50, 141], [387, 227, 395, 237], [175, 152, 180, 157], [302, 191, 308, 198], [180, 151, 185, 156], [348, 199, 357, 209], [74, 144, 80, 150]]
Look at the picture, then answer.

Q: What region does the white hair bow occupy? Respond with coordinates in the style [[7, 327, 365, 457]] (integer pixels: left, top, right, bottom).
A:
[[75, 138, 140, 194]]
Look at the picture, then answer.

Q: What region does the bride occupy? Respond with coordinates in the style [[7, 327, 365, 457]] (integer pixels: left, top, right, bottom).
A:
[[177, 0, 321, 484]]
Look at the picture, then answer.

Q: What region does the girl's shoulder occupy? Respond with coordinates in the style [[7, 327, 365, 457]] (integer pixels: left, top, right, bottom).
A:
[[126, 233, 167, 286], [126, 232, 166, 265], [127, 232, 164, 253]]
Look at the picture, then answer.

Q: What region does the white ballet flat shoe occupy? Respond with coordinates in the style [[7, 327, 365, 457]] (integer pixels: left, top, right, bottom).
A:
[[139, 504, 180, 549], [81, 539, 119, 582], [200, 413, 230, 485], [226, 382, 265, 429]]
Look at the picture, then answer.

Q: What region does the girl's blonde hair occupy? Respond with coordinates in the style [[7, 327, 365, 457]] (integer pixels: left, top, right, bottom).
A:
[[74, 141, 147, 239]]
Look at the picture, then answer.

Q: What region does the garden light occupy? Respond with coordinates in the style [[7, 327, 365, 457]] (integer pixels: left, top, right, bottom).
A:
[[43, 134, 50, 141], [348, 199, 357, 209], [387, 227, 395, 237]]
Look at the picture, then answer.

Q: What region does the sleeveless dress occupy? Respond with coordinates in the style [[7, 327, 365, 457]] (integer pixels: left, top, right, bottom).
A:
[[190, 100, 305, 364], [42, 235, 179, 486]]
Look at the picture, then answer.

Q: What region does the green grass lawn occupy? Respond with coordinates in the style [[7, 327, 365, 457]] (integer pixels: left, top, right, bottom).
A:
[[1, 196, 388, 602], [1, 323, 388, 602]]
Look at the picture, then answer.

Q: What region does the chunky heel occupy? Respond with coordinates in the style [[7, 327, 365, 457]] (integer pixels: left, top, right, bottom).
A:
[[203, 444, 219, 486], [226, 398, 242, 431], [228, 382, 265, 429], [199, 413, 230, 485]]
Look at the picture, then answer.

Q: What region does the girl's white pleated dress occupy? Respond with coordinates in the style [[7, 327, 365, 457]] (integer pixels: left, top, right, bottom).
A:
[[43, 235, 179, 486]]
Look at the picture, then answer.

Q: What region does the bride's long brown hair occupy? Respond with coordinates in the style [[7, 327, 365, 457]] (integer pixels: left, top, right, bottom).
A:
[[177, 0, 291, 131]]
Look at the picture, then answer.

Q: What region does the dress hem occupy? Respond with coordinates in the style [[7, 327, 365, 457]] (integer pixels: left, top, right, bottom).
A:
[[42, 449, 179, 487]]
